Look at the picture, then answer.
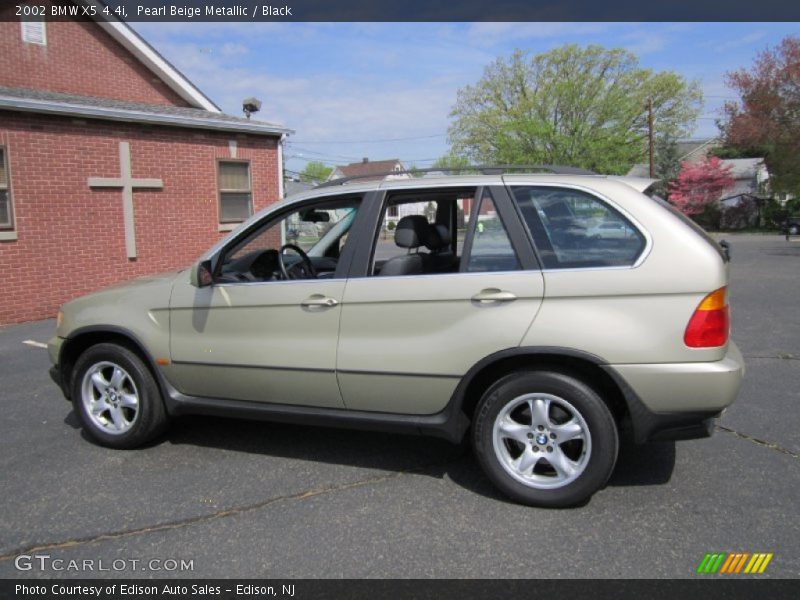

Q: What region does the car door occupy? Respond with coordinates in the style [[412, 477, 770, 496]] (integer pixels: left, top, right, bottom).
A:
[[335, 185, 545, 415], [165, 194, 365, 408]]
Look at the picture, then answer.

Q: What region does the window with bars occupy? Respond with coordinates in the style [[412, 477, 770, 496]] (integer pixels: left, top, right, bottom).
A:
[[218, 161, 252, 223], [0, 148, 14, 231]]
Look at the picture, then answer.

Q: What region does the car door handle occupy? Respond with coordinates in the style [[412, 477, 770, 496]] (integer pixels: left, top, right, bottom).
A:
[[301, 294, 339, 308], [471, 288, 517, 303]]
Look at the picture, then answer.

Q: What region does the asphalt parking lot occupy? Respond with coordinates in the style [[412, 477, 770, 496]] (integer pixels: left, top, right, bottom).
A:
[[0, 233, 798, 579]]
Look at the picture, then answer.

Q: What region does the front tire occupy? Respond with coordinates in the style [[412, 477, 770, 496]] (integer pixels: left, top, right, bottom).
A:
[[71, 343, 169, 448], [472, 370, 618, 507]]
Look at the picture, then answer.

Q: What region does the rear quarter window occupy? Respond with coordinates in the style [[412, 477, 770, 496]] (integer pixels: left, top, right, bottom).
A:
[[510, 186, 646, 269]]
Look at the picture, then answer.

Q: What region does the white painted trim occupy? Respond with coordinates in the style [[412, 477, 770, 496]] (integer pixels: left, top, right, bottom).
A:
[[278, 135, 285, 199], [0, 231, 18, 241]]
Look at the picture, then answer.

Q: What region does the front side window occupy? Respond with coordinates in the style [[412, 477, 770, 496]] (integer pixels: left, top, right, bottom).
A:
[[218, 161, 252, 223], [511, 186, 645, 269], [216, 198, 360, 283], [0, 148, 14, 231]]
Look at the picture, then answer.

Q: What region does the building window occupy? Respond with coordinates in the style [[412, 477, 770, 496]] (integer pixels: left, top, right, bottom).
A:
[[0, 148, 14, 231], [21, 19, 47, 46], [218, 161, 252, 223]]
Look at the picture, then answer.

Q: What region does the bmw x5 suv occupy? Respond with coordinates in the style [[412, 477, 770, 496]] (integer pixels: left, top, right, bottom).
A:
[[49, 169, 744, 507]]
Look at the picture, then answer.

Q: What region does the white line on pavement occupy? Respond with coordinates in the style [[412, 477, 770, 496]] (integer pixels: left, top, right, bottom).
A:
[[22, 340, 48, 349]]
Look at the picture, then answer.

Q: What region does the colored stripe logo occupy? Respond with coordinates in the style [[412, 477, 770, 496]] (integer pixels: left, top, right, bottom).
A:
[[697, 552, 773, 574]]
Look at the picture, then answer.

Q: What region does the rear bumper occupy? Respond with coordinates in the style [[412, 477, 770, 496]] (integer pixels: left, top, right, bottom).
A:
[[604, 342, 744, 443]]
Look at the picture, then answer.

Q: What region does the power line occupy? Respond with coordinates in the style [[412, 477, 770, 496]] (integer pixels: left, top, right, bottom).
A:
[[288, 133, 447, 144]]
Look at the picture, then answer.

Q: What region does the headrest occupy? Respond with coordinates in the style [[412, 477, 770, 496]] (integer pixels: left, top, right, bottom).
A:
[[394, 215, 432, 249], [426, 224, 451, 251]]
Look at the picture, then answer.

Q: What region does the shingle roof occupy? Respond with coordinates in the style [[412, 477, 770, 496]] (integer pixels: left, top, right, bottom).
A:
[[333, 159, 407, 181], [0, 86, 291, 136]]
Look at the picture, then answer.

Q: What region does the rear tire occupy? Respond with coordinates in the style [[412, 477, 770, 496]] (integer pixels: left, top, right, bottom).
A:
[[71, 343, 169, 448], [472, 370, 618, 507]]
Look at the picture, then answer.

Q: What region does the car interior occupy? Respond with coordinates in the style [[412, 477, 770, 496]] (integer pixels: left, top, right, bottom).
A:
[[215, 198, 360, 283]]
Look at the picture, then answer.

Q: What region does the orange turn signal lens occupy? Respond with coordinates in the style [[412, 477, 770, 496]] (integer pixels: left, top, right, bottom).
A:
[[696, 287, 727, 311]]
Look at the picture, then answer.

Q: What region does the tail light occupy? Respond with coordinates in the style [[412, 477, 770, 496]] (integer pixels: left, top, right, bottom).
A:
[[684, 287, 729, 348]]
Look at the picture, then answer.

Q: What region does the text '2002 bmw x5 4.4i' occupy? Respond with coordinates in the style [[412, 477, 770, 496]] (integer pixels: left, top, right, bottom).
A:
[[48, 167, 744, 507]]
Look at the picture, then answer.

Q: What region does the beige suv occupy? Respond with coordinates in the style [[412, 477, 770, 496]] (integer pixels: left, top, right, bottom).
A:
[[48, 169, 744, 507]]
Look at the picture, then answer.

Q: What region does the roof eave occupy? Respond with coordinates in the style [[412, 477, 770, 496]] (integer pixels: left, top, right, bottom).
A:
[[0, 97, 293, 136]]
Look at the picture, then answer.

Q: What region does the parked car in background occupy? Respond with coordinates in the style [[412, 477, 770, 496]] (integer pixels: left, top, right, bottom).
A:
[[585, 219, 637, 241], [48, 168, 744, 507]]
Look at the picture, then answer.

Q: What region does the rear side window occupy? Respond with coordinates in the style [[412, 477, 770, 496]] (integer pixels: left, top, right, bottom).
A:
[[511, 186, 645, 269]]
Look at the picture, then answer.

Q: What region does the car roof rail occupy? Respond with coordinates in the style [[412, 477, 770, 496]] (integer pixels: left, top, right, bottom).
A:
[[314, 164, 597, 188]]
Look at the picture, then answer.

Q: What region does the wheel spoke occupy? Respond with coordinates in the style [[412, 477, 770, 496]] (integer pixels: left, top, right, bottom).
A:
[[546, 446, 577, 479], [91, 398, 110, 416], [91, 372, 109, 394], [108, 406, 126, 431], [513, 448, 539, 475], [530, 398, 550, 427], [551, 419, 584, 443], [498, 418, 530, 444], [109, 367, 125, 389], [119, 393, 138, 410]]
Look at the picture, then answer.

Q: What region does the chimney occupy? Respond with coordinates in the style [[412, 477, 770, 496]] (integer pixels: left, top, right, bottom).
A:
[[362, 157, 368, 163]]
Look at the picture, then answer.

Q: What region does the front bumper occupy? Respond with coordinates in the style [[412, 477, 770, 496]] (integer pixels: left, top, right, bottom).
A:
[[47, 336, 69, 399], [605, 342, 745, 443]]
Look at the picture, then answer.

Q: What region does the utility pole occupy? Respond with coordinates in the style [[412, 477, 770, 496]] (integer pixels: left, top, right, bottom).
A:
[[648, 98, 655, 178]]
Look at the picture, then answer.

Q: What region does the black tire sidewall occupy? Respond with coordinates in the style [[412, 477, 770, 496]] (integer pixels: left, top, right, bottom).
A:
[[71, 343, 167, 449], [473, 370, 619, 507]]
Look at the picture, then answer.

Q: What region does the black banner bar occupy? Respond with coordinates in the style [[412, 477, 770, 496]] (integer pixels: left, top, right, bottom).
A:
[[3, 0, 800, 22], [1, 580, 799, 600]]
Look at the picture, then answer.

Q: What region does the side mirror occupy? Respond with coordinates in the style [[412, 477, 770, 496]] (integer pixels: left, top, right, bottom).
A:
[[190, 259, 213, 288]]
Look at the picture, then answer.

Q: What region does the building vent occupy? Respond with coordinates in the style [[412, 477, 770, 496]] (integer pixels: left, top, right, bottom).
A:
[[21, 19, 47, 46]]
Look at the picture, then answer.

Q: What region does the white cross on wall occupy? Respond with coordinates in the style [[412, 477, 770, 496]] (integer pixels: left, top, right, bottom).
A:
[[88, 141, 163, 259]]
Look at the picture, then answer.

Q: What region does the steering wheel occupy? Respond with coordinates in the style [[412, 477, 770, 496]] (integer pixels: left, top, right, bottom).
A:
[[278, 244, 317, 280]]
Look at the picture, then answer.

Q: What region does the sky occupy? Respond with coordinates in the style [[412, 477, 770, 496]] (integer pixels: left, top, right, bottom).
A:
[[133, 22, 799, 176]]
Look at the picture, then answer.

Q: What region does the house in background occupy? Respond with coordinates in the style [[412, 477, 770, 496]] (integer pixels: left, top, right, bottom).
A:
[[627, 139, 770, 229], [328, 158, 414, 226], [328, 157, 409, 183], [0, 1, 291, 324]]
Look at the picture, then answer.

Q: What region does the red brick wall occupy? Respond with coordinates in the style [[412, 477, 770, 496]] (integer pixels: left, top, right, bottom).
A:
[[0, 4, 191, 107], [0, 112, 280, 324]]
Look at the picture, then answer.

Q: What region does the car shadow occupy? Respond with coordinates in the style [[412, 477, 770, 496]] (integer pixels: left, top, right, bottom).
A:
[[63, 411, 676, 503]]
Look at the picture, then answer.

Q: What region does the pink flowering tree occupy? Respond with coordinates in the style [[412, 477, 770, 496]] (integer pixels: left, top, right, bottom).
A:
[[668, 157, 735, 227]]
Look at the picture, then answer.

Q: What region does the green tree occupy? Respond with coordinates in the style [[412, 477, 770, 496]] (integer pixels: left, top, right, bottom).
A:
[[407, 163, 425, 178], [299, 161, 333, 184], [448, 45, 702, 174], [432, 153, 472, 173]]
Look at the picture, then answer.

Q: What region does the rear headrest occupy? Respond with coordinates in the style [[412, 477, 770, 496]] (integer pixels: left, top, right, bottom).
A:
[[395, 215, 432, 249], [427, 224, 451, 251]]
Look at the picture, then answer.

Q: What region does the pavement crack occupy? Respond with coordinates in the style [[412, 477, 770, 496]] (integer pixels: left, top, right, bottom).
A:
[[716, 425, 799, 459], [0, 460, 447, 562], [742, 353, 799, 360]]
